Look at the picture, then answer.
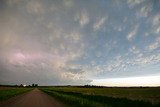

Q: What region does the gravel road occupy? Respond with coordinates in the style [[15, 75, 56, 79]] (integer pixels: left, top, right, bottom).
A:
[[0, 88, 65, 107]]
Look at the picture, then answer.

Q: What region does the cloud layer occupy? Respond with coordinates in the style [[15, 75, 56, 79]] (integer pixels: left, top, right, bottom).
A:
[[0, 0, 160, 86]]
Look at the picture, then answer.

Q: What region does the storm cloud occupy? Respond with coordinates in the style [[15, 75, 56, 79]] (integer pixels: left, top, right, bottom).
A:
[[0, 0, 160, 86]]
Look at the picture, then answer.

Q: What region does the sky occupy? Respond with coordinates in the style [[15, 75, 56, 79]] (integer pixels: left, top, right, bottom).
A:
[[0, 0, 160, 86]]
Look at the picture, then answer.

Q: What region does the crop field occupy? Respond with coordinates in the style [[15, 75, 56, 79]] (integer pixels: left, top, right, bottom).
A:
[[0, 86, 33, 100], [40, 86, 160, 107]]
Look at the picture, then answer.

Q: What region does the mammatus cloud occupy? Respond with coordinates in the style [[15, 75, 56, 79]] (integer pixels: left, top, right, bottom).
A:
[[0, 0, 160, 86], [0, 0, 91, 85], [93, 17, 107, 31], [146, 37, 160, 51], [26, 1, 45, 15], [62, 0, 74, 8], [74, 9, 90, 27], [127, 0, 145, 8], [129, 46, 140, 54], [127, 25, 139, 41], [151, 14, 160, 34], [136, 3, 152, 18]]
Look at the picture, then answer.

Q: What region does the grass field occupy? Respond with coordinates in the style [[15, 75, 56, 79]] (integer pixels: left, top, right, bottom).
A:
[[0, 87, 33, 100], [40, 86, 160, 107]]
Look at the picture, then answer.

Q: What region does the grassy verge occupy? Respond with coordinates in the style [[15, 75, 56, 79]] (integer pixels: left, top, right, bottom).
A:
[[42, 87, 160, 104], [0, 87, 33, 100], [41, 87, 160, 107], [42, 89, 109, 107]]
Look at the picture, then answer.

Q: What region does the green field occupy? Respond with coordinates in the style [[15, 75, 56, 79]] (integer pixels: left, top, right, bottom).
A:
[[0, 87, 33, 100], [40, 86, 160, 107]]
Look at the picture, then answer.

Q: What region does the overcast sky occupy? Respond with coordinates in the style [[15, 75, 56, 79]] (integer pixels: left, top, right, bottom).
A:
[[0, 0, 160, 86]]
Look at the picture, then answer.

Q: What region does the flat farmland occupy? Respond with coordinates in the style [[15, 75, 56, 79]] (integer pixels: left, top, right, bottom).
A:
[[1, 86, 160, 107], [0, 86, 33, 100], [40, 86, 160, 107]]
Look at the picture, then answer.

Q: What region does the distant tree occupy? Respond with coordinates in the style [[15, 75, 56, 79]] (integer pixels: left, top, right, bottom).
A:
[[35, 84, 38, 87], [32, 84, 38, 87], [32, 84, 35, 87], [20, 84, 23, 87]]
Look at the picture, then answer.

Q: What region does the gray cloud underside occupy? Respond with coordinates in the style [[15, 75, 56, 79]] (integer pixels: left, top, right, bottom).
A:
[[0, 0, 160, 85]]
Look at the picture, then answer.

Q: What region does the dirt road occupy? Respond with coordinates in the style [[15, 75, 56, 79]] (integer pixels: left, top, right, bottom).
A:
[[0, 88, 65, 107]]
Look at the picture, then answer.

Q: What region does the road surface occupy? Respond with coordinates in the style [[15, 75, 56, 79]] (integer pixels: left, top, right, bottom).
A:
[[0, 88, 65, 107]]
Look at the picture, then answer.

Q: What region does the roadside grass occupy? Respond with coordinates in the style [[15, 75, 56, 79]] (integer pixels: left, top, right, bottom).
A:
[[40, 87, 160, 107], [43, 87, 160, 104], [42, 89, 110, 107], [0, 87, 33, 100]]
